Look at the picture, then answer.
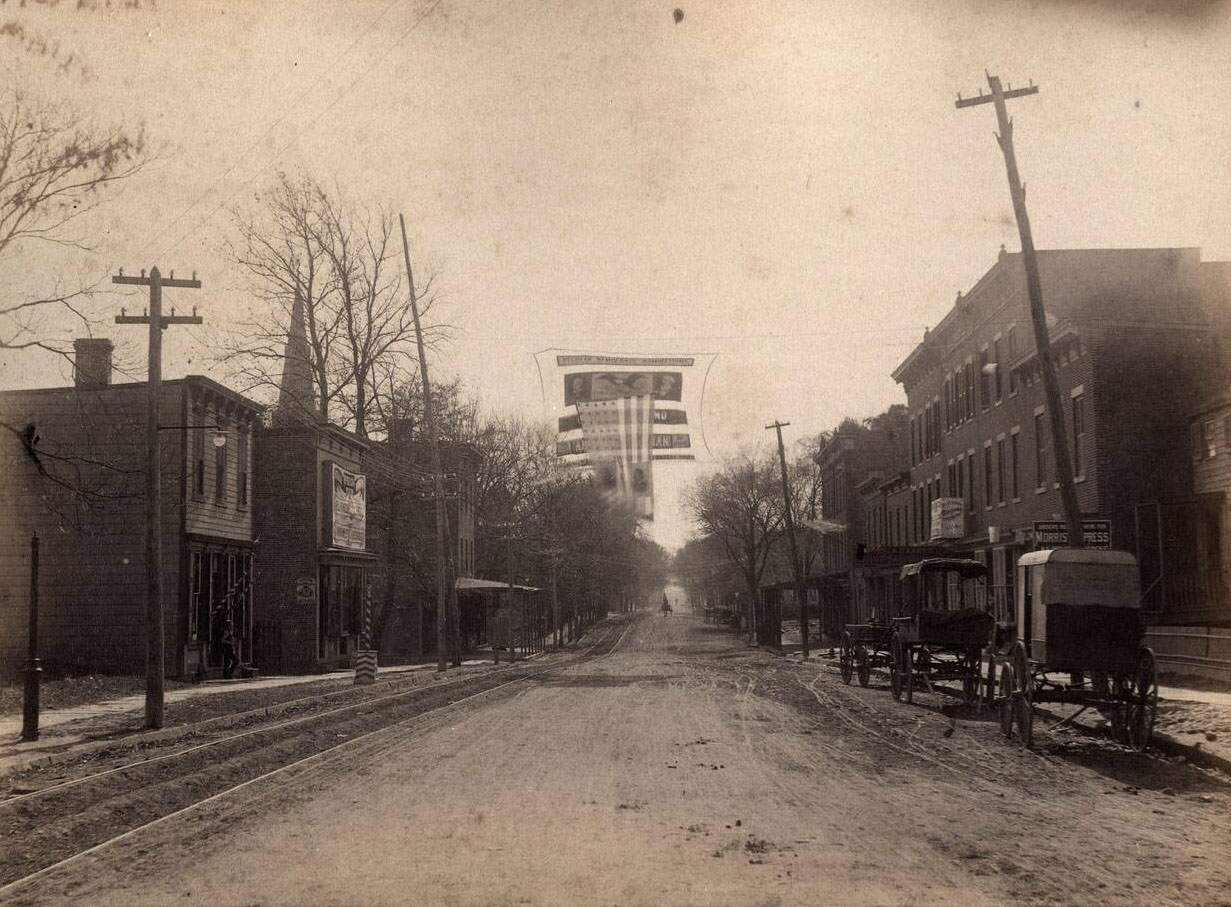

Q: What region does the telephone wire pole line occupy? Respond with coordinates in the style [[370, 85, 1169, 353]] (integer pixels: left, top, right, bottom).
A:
[[767, 420, 809, 658], [957, 73, 1084, 549], [114, 266, 202, 729]]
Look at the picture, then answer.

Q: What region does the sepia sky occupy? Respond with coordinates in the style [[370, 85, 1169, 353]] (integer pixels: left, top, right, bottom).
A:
[[3, 0, 1231, 548]]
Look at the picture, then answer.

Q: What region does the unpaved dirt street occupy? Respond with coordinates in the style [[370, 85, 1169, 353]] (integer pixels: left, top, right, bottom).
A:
[[8, 613, 1231, 907]]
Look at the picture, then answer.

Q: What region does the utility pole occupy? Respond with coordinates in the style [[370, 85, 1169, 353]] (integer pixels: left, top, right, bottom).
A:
[[114, 266, 202, 729], [767, 420, 809, 658], [399, 215, 457, 671], [957, 74, 1084, 549]]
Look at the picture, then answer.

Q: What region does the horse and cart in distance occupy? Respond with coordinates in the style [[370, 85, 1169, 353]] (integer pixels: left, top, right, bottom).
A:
[[838, 548, 1158, 751]]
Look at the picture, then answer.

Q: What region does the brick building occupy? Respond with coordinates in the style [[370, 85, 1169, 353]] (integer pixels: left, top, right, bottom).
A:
[[251, 421, 374, 674], [0, 340, 261, 678], [366, 433, 481, 659], [812, 405, 909, 635], [889, 247, 1223, 623]]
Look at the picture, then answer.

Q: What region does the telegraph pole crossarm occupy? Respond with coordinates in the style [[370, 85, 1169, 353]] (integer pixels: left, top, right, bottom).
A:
[[767, 420, 809, 659], [113, 265, 203, 730], [956, 73, 1085, 550]]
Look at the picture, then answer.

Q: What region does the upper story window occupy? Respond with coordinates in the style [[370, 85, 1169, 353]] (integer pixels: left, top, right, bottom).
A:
[[192, 410, 206, 501], [237, 429, 250, 507], [993, 338, 1003, 403], [1035, 411, 1048, 488], [979, 349, 991, 410], [1072, 394, 1087, 477], [964, 362, 975, 419], [214, 426, 227, 504]]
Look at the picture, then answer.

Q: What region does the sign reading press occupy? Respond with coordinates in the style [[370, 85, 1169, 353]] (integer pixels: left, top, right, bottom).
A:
[[1033, 519, 1112, 550]]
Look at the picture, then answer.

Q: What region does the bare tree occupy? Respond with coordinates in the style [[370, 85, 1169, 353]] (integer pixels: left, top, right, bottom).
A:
[[682, 454, 785, 641], [0, 87, 146, 355], [220, 173, 447, 436]]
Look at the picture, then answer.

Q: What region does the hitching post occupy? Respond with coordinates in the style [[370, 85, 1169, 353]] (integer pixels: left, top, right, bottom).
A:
[[21, 533, 41, 742]]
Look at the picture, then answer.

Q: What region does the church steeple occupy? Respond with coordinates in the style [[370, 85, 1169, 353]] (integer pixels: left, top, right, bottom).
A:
[[273, 288, 318, 426]]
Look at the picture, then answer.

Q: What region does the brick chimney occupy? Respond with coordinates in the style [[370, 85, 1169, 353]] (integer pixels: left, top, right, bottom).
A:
[[73, 338, 114, 387]]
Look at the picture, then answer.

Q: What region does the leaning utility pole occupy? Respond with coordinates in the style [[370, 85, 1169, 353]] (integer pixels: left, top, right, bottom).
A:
[[767, 420, 809, 658], [398, 215, 456, 671], [114, 266, 202, 729], [957, 73, 1084, 549]]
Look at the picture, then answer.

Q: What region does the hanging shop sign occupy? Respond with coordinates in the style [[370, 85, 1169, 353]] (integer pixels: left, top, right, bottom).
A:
[[325, 461, 367, 550]]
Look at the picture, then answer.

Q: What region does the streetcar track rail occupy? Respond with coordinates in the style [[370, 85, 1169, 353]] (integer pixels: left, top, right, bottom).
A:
[[0, 618, 630, 897]]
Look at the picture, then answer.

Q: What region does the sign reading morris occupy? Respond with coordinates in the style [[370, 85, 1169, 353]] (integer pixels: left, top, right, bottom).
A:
[[326, 462, 367, 550], [1033, 519, 1112, 550]]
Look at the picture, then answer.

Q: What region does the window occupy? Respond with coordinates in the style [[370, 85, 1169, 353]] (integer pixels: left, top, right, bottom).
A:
[[1007, 325, 1016, 360], [993, 339, 1003, 403], [956, 455, 965, 500], [1203, 418, 1217, 460], [944, 378, 951, 430], [947, 462, 957, 497], [983, 444, 993, 506], [1010, 432, 1020, 499], [964, 362, 975, 418], [192, 416, 206, 501], [189, 551, 204, 641], [1073, 394, 1086, 476], [997, 438, 1006, 503], [237, 429, 249, 507], [979, 349, 991, 410], [214, 432, 227, 503], [1035, 412, 1048, 488], [967, 455, 977, 513]]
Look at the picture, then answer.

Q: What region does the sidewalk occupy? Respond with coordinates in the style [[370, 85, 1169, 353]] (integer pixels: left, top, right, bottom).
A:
[[0, 657, 499, 778]]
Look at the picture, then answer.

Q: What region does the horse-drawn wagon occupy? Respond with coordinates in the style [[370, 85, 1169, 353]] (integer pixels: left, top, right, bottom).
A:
[[996, 549, 1158, 749], [888, 558, 995, 704]]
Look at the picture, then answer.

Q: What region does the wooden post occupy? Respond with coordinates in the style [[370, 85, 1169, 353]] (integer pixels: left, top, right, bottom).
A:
[[957, 75, 1084, 549], [21, 533, 41, 742], [115, 267, 202, 728]]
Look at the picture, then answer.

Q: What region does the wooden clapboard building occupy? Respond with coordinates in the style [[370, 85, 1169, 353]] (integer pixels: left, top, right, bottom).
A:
[[0, 339, 262, 678]]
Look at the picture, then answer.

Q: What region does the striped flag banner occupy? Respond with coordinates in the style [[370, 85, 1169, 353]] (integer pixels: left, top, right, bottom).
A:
[[577, 395, 654, 519]]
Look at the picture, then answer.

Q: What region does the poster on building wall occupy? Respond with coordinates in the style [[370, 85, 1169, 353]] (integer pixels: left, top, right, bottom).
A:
[[326, 462, 367, 550], [930, 497, 965, 540]]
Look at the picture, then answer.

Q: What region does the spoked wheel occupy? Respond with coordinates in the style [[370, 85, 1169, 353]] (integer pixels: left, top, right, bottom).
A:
[[1011, 639, 1031, 707], [962, 647, 982, 704], [855, 645, 871, 687], [839, 632, 854, 685], [1015, 691, 1034, 748], [998, 661, 1016, 739], [903, 643, 916, 704], [1125, 648, 1159, 751], [889, 633, 904, 701]]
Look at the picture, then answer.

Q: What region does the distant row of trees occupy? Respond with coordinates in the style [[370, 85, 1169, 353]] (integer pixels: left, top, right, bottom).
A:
[[677, 446, 821, 635]]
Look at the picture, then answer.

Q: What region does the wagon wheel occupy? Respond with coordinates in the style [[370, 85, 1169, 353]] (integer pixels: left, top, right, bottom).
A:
[[962, 647, 982, 704], [998, 661, 1016, 739], [1010, 639, 1032, 703], [855, 645, 871, 687], [903, 643, 915, 704], [840, 632, 854, 685], [1015, 691, 1034, 748], [1126, 648, 1159, 751], [1111, 672, 1132, 744], [889, 633, 905, 701]]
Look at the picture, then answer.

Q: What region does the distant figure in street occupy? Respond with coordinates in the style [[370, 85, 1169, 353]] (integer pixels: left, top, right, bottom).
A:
[[220, 622, 238, 680], [661, 594, 672, 617]]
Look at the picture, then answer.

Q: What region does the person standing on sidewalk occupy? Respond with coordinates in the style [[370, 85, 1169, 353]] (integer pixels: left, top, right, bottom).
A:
[[220, 622, 238, 680]]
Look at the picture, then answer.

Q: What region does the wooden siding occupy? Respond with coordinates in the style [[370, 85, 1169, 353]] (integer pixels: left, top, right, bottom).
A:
[[0, 379, 261, 678]]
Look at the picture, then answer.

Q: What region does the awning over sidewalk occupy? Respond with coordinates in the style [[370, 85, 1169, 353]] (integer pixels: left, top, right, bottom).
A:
[[455, 577, 541, 593]]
